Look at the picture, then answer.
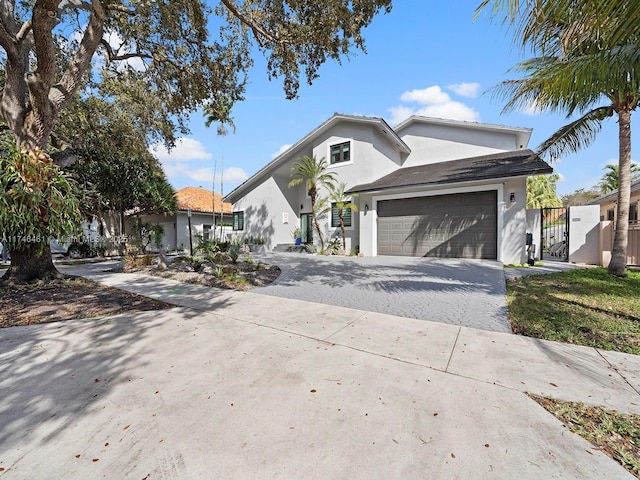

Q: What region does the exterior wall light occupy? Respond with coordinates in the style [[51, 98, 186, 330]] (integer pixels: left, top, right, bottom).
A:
[[510, 192, 516, 204], [365, 204, 369, 214]]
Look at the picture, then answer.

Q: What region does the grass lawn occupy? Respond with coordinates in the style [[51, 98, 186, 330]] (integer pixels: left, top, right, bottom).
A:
[[506, 268, 640, 355]]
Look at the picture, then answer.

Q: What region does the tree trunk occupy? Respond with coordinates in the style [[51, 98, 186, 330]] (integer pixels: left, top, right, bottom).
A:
[[309, 187, 325, 251], [1, 243, 63, 284], [608, 107, 632, 277]]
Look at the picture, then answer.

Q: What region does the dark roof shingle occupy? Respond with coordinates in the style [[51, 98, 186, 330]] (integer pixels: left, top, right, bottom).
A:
[[347, 149, 552, 194]]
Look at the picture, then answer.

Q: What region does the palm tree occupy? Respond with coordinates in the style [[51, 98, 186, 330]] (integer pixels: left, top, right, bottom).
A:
[[288, 155, 336, 251], [526, 174, 562, 209], [600, 163, 640, 194], [479, 0, 640, 276], [318, 182, 359, 251]]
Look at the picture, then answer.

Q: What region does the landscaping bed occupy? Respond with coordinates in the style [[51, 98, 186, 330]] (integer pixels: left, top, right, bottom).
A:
[[1, 252, 281, 329], [119, 252, 281, 291], [0, 276, 172, 328]]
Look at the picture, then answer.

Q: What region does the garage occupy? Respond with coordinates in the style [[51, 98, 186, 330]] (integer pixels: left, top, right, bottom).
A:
[[377, 190, 497, 259]]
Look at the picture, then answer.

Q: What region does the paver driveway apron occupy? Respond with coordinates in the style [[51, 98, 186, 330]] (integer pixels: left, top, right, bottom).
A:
[[253, 253, 511, 333]]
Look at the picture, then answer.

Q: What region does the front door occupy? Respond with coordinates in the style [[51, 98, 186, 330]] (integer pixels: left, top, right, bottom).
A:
[[301, 213, 314, 244]]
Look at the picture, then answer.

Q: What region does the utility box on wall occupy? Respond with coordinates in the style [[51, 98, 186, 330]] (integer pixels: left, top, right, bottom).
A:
[[525, 209, 542, 261]]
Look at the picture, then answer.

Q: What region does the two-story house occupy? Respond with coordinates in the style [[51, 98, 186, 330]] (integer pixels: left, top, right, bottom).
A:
[[224, 114, 552, 264]]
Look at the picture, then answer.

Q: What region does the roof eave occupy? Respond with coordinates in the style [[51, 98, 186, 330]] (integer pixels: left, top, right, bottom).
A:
[[394, 115, 533, 147], [587, 178, 640, 205], [348, 168, 552, 195], [224, 114, 411, 203]]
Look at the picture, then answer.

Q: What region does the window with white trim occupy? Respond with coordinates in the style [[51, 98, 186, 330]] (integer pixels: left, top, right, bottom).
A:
[[330, 141, 351, 164], [203, 224, 212, 241], [233, 211, 244, 231]]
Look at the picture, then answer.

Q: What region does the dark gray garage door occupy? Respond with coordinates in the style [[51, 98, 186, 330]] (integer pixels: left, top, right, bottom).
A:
[[377, 191, 497, 259]]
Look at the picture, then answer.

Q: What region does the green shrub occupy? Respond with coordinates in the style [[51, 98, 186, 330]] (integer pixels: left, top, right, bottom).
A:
[[191, 257, 203, 272]]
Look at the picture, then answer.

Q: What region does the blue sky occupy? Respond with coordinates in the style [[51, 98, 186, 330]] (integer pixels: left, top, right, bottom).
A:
[[150, 1, 637, 198]]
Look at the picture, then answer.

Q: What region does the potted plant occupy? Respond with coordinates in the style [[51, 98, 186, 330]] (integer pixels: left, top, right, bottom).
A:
[[292, 227, 302, 245]]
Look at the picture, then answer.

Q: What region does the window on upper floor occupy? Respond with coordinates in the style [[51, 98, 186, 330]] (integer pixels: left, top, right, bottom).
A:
[[330, 141, 351, 164], [233, 211, 244, 231], [331, 203, 353, 227]]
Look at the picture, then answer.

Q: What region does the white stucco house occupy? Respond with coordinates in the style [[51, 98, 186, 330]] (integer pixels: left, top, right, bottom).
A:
[[133, 186, 233, 252], [224, 114, 553, 264]]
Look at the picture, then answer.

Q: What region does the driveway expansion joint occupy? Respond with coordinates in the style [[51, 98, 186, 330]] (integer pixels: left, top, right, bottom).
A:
[[596, 347, 640, 399], [445, 327, 462, 373]]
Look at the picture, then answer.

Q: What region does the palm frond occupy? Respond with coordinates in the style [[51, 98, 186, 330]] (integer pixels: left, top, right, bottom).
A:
[[495, 49, 639, 117], [537, 106, 612, 161]]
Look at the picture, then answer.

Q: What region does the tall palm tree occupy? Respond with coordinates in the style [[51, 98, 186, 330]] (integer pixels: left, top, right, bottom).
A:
[[318, 182, 359, 251], [479, 0, 640, 276], [288, 155, 336, 251], [600, 163, 640, 194]]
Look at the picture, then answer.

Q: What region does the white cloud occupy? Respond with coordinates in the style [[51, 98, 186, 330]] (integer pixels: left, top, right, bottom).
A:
[[400, 86, 450, 105], [446, 82, 481, 98], [151, 137, 213, 162], [222, 167, 249, 183], [161, 161, 247, 188], [150, 137, 247, 189], [271, 144, 293, 159], [387, 85, 480, 126], [387, 106, 420, 127]]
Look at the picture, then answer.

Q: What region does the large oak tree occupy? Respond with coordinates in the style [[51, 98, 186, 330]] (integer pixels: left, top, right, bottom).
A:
[[0, 0, 392, 283]]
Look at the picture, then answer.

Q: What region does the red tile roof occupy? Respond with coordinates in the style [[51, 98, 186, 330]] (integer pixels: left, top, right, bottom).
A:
[[175, 187, 232, 214]]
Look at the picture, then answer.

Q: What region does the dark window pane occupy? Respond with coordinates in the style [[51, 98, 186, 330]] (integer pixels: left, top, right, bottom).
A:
[[233, 212, 244, 231], [330, 141, 351, 164]]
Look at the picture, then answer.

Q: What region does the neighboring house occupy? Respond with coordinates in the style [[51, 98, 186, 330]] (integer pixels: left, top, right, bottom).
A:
[[225, 114, 553, 264], [588, 178, 640, 265], [133, 186, 232, 252], [588, 178, 640, 224]]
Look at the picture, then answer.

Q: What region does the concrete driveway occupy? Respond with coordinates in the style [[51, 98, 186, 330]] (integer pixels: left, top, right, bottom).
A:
[[254, 253, 511, 333]]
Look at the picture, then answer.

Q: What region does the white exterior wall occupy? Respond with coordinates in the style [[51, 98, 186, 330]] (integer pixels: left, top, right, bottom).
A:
[[232, 175, 299, 249], [526, 209, 542, 261], [305, 123, 404, 251], [399, 123, 521, 168], [568, 205, 600, 265], [357, 193, 375, 256], [313, 123, 403, 187], [500, 177, 528, 264], [175, 212, 217, 253]]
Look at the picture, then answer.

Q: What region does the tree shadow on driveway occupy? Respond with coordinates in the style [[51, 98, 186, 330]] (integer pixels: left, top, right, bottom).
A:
[[253, 254, 510, 332]]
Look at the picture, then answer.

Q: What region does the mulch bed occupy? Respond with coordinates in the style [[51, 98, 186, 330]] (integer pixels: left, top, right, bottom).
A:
[[0, 277, 172, 328]]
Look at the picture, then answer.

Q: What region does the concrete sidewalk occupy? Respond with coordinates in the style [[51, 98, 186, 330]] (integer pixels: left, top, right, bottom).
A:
[[1, 267, 639, 478]]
